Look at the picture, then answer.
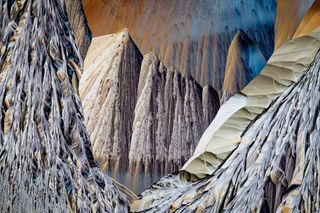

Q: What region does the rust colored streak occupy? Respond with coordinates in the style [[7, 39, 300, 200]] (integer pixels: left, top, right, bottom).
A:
[[294, 0, 320, 38], [274, 0, 314, 49]]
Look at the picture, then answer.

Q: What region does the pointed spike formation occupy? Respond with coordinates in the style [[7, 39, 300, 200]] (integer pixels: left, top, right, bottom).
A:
[[0, 0, 128, 212], [128, 53, 220, 193], [221, 30, 266, 103], [82, 0, 276, 89], [80, 32, 220, 193], [65, 0, 92, 59], [79, 31, 143, 185]]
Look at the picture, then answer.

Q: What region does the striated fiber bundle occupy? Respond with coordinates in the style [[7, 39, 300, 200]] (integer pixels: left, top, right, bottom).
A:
[[0, 0, 128, 212]]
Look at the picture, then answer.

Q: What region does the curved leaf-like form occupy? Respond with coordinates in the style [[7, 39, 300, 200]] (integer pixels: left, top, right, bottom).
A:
[[181, 28, 320, 179], [0, 0, 128, 212]]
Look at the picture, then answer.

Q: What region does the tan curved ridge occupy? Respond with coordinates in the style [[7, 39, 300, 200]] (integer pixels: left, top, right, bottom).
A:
[[181, 27, 320, 179]]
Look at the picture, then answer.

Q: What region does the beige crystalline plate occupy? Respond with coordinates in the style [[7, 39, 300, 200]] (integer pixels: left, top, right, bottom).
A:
[[181, 27, 320, 179]]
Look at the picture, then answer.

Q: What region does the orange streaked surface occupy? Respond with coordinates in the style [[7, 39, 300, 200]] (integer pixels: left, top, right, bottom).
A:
[[82, 0, 276, 89]]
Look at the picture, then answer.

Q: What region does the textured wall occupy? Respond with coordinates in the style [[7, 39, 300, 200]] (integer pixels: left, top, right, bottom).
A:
[[128, 53, 219, 193], [66, 0, 92, 58], [80, 31, 220, 193], [80, 30, 143, 183], [132, 27, 320, 213], [82, 0, 276, 90]]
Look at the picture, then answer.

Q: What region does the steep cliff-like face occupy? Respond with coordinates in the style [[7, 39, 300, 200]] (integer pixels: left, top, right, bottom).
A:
[[221, 30, 266, 103], [128, 53, 220, 193], [132, 28, 320, 213], [66, 0, 92, 58], [0, 0, 128, 212], [79, 30, 142, 181], [274, 0, 314, 49], [82, 0, 276, 90], [80, 31, 219, 193]]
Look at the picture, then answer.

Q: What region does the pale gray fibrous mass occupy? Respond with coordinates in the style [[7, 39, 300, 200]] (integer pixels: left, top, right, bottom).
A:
[[80, 31, 220, 193], [0, 0, 128, 212]]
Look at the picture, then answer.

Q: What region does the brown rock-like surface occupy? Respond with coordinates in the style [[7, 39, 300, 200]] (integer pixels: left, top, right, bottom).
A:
[[79, 30, 142, 181], [0, 0, 128, 212], [66, 0, 92, 58], [274, 0, 314, 49], [221, 30, 266, 103], [82, 0, 276, 89], [132, 28, 320, 213], [294, 0, 320, 38], [128, 53, 219, 193]]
